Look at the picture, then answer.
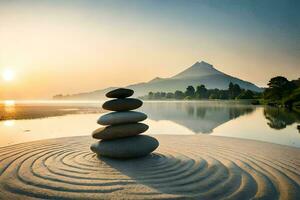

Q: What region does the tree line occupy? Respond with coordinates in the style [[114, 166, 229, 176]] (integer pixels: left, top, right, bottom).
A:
[[144, 82, 260, 100], [143, 76, 300, 112]]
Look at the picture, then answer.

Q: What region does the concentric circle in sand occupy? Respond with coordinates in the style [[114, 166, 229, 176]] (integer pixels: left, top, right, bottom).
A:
[[0, 135, 299, 199]]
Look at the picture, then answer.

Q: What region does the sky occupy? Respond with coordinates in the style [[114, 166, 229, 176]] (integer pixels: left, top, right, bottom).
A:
[[0, 0, 299, 99]]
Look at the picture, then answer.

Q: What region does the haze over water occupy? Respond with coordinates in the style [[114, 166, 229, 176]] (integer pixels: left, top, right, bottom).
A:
[[1, 101, 299, 148]]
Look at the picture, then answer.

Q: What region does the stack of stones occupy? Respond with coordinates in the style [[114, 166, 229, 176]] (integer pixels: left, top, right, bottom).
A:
[[91, 88, 159, 159]]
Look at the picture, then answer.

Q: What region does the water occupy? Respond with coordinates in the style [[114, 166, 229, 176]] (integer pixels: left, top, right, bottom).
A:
[[0, 101, 299, 148]]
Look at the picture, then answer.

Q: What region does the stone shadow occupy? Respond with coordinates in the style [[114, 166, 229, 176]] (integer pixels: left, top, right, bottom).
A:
[[96, 153, 251, 199]]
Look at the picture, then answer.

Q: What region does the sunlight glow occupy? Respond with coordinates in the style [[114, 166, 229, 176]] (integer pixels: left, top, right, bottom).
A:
[[4, 100, 15, 106], [2, 69, 15, 81]]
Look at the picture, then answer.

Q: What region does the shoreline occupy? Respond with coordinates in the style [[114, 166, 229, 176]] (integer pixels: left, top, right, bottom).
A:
[[1, 133, 300, 150]]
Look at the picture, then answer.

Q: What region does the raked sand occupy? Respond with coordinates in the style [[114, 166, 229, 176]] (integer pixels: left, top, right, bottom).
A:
[[0, 135, 300, 200]]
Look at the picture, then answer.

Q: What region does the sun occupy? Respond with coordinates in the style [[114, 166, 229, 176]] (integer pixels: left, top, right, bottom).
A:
[[4, 100, 15, 106], [2, 69, 15, 81]]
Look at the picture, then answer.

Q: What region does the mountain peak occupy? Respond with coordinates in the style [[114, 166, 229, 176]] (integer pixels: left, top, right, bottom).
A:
[[191, 61, 214, 68], [172, 60, 220, 79]]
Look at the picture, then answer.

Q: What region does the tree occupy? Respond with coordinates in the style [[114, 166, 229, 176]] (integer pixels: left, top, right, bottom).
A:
[[283, 88, 300, 108], [208, 89, 220, 99], [264, 76, 296, 101], [148, 92, 154, 99], [229, 82, 234, 92], [166, 92, 174, 99], [174, 90, 184, 99], [160, 92, 166, 98], [292, 78, 300, 87], [196, 85, 208, 99], [185, 86, 195, 98], [233, 84, 242, 97], [154, 92, 161, 99], [228, 82, 242, 99], [219, 90, 229, 99], [237, 90, 254, 99]]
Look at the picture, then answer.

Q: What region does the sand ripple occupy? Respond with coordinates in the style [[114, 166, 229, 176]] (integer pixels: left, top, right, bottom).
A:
[[0, 135, 300, 199]]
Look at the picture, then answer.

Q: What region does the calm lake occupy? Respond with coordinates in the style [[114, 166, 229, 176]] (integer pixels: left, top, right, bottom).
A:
[[0, 100, 299, 148]]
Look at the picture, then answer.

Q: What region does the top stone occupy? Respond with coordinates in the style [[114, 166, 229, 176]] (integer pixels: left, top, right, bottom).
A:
[[106, 88, 134, 98]]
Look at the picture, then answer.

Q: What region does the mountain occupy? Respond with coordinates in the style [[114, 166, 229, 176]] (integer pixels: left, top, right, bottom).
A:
[[54, 61, 262, 100]]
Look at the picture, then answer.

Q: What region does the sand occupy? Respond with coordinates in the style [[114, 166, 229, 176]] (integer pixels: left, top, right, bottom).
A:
[[0, 135, 299, 200]]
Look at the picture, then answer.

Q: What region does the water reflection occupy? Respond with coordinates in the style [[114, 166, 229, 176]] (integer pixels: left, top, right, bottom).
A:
[[1, 101, 299, 134], [140, 101, 256, 133], [264, 107, 300, 130], [0, 101, 103, 121], [0, 101, 299, 148], [3, 120, 15, 127], [139, 101, 300, 134], [3, 100, 16, 114]]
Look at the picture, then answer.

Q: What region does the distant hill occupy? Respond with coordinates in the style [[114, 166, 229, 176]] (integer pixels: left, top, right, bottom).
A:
[[54, 61, 262, 100]]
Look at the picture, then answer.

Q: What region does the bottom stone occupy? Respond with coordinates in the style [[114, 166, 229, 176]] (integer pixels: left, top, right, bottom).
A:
[[90, 135, 159, 159]]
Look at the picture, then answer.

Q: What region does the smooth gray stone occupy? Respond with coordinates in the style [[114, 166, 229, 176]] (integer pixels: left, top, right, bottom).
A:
[[90, 135, 159, 159], [102, 98, 142, 111], [98, 111, 147, 125], [106, 88, 134, 98], [92, 123, 149, 140]]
